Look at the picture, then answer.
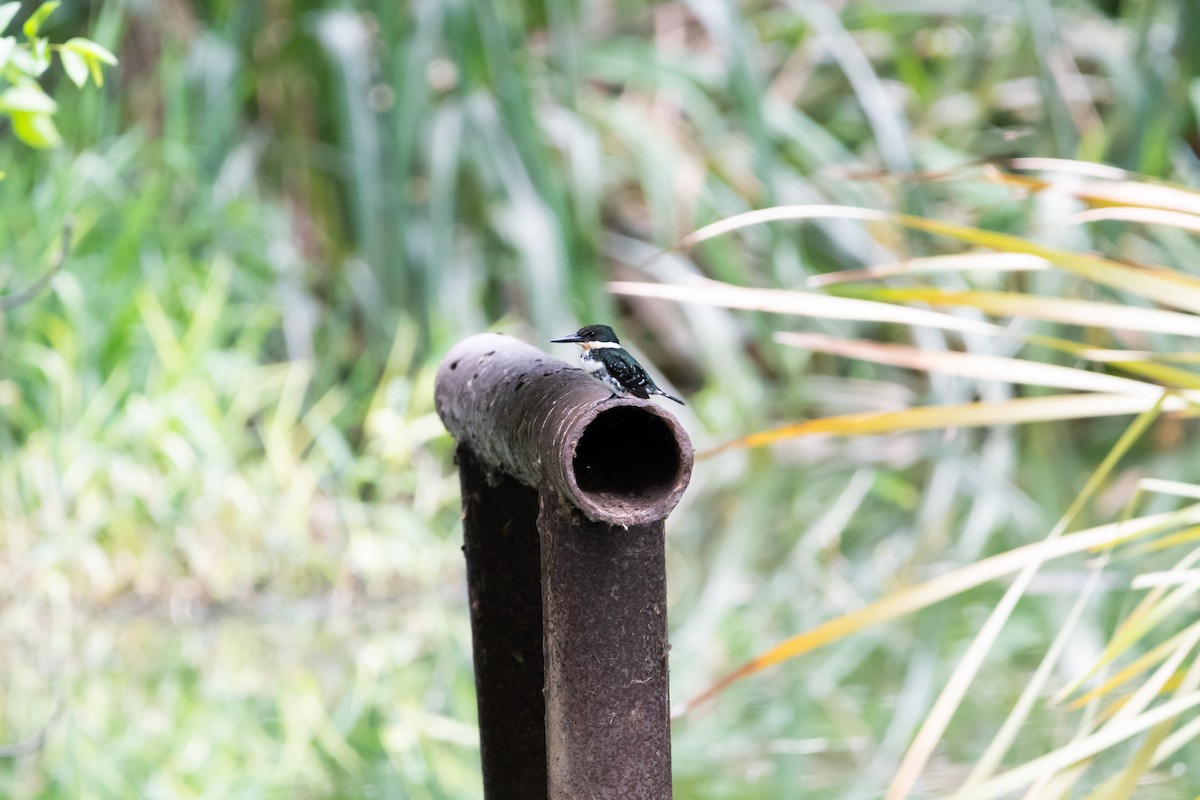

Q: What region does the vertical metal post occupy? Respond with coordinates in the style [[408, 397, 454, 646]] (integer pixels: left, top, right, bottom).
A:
[[458, 446, 547, 797], [435, 333, 692, 800], [540, 491, 672, 798]]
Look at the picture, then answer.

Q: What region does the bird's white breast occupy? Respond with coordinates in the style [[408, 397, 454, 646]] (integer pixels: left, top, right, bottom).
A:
[[581, 352, 607, 373]]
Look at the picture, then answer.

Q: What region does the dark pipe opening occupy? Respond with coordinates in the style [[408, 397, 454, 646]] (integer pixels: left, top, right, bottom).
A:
[[573, 407, 683, 505]]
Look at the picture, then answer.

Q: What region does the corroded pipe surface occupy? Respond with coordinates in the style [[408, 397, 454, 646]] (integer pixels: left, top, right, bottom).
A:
[[434, 333, 693, 526], [458, 447, 547, 798], [540, 490, 672, 799], [436, 331, 690, 799]]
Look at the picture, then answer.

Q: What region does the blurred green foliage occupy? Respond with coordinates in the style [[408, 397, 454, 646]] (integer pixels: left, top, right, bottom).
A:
[[0, 1, 116, 151], [3, 0, 1200, 797]]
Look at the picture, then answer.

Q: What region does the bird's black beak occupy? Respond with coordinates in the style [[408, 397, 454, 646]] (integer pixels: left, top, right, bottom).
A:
[[551, 334, 584, 343]]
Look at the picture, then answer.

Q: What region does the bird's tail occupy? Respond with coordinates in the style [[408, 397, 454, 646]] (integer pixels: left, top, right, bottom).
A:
[[655, 388, 686, 405]]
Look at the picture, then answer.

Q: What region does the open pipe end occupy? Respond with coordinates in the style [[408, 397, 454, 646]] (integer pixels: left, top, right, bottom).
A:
[[435, 333, 693, 526], [557, 400, 693, 527]]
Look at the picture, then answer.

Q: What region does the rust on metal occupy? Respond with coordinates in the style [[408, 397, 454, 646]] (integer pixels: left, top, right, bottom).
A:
[[435, 332, 693, 799], [434, 333, 692, 527], [458, 447, 547, 797]]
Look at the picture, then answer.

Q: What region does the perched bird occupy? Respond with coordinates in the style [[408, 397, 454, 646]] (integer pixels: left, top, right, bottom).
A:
[[552, 324, 685, 405]]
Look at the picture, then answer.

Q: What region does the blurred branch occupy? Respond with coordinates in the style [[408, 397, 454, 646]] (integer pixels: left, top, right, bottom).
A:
[[0, 702, 63, 758], [0, 219, 72, 310]]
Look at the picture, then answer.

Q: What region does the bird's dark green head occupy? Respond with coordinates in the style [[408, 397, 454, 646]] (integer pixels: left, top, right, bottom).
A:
[[551, 324, 621, 345]]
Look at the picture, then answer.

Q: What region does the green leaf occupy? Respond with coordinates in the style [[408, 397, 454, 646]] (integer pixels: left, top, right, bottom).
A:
[[64, 37, 118, 87], [0, 83, 57, 113], [0, 36, 14, 71], [9, 109, 61, 148], [63, 37, 117, 65], [0, 3, 19, 35], [59, 44, 86, 87], [5, 40, 34, 74], [31, 36, 49, 75], [22, 1, 60, 39]]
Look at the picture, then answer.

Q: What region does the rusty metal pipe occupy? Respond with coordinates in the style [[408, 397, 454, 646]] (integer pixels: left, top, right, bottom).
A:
[[435, 332, 693, 799], [434, 333, 692, 528]]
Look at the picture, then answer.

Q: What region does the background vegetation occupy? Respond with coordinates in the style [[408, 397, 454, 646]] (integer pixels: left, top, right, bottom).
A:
[[3, 0, 1200, 797]]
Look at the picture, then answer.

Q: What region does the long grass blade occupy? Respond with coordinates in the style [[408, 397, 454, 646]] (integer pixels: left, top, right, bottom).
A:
[[1081, 653, 1200, 800], [890, 400, 1164, 800], [1079, 350, 1200, 364], [989, 165, 1200, 211], [806, 252, 1051, 287], [1070, 206, 1200, 232], [675, 504, 1200, 717], [610, 278, 1200, 390], [701, 393, 1190, 461], [850, 286, 1200, 339], [679, 205, 1200, 315], [608, 278, 1002, 336], [1067, 620, 1200, 710], [947, 692, 1200, 800], [1098, 624, 1200, 730], [774, 332, 1160, 395], [1052, 547, 1200, 703], [1002, 158, 1130, 179]]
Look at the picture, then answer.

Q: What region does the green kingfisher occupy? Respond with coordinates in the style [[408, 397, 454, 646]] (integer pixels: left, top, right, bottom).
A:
[[552, 324, 685, 405]]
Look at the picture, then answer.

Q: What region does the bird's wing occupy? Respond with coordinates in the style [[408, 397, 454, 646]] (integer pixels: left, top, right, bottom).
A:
[[601, 352, 653, 398]]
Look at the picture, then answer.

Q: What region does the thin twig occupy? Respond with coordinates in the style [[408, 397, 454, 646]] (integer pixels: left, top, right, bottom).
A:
[[0, 702, 64, 758], [0, 218, 73, 310]]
